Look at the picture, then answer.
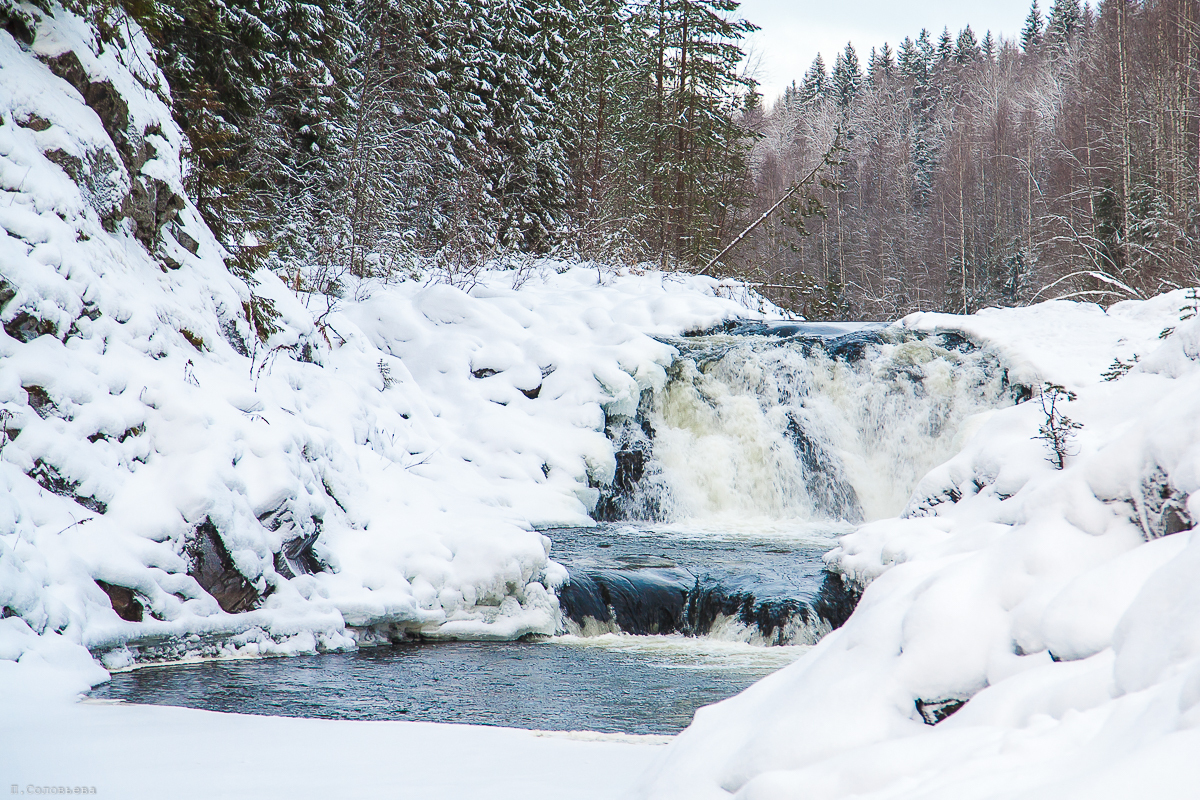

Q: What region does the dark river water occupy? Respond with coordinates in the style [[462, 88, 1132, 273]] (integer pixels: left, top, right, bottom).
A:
[[91, 522, 845, 734]]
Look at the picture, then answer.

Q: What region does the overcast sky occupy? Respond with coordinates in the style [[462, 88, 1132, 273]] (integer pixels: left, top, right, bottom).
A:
[[737, 0, 1040, 102]]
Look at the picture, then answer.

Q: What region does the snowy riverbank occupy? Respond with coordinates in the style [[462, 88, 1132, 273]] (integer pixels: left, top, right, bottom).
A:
[[6, 5, 1200, 799], [634, 294, 1200, 798]]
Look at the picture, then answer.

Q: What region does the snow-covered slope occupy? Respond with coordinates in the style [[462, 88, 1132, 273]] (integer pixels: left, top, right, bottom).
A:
[[635, 293, 1200, 799], [0, 4, 776, 671]]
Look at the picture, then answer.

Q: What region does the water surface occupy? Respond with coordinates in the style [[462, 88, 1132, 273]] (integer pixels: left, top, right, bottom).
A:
[[91, 637, 805, 734]]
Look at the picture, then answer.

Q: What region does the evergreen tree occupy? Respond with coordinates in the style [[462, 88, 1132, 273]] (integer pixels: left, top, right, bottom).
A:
[[954, 26, 980, 63], [629, 0, 759, 264], [869, 42, 895, 85], [981, 30, 997, 62], [916, 28, 935, 66], [832, 43, 861, 109], [799, 53, 828, 103], [1045, 0, 1082, 48], [1021, 1, 1043, 52], [897, 36, 921, 80], [936, 27, 954, 62]]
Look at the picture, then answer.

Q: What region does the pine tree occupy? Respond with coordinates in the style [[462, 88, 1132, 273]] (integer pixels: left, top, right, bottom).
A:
[[1021, 1, 1043, 52], [629, 0, 759, 265], [897, 36, 922, 80], [981, 30, 996, 62], [138, 0, 354, 275], [936, 27, 954, 62], [869, 42, 895, 85], [1045, 0, 1082, 48], [799, 53, 827, 103], [832, 43, 861, 109], [954, 26, 980, 63]]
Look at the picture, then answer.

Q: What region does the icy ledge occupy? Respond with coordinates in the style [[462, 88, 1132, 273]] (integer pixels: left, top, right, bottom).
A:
[[0, 3, 782, 670], [635, 293, 1200, 799]]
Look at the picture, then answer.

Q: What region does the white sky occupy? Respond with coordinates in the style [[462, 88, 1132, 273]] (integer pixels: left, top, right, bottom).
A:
[[737, 0, 1039, 102]]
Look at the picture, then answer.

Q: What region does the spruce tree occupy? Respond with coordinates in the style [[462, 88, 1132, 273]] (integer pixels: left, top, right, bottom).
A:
[[832, 43, 861, 109], [869, 43, 895, 85], [954, 26, 980, 63], [897, 36, 921, 80], [936, 27, 954, 62], [1045, 0, 1082, 48], [982, 30, 996, 62], [799, 53, 828, 104], [1021, 1, 1043, 52]]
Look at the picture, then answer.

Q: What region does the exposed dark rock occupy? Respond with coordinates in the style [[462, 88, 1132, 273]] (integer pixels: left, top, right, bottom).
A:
[[686, 580, 809, 645], [24, 385, 54, 417], [471, 368, 499, 379], [28, 459, 108, 514], [932, 331, 978, 353], [613, 449, 645, 491], [169, 222, 199, 255], [44, 50, 90, 95], [520, 385, 541, 399], [154, 179, 185, 227], [273, 530, 325, 579], [1135, 467, 1192, 540], [0, 276, 15, 310], [261, 506, 326, 578], [904, 483, 964, 519], [185, 520, 261, 614], [4, 310, 58, 343], [123, 177, 183, 247], [812, 571, 862, 630], [42, 50, 182, 248], [916, 697, 967, 725], [786, 415, 863, 522], [820, 330, 888, 362], [96, 580, 144, 622], [221, 319, 250, 357], [43, 147, 82, 179], [0, 4, 36, 46], [18, 113, 52, 132], [44, 51, 139, 173]]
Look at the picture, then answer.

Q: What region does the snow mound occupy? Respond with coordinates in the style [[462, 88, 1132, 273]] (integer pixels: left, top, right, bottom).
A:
[[636, 293, 1200, 799], [0, 4, 777, 672]]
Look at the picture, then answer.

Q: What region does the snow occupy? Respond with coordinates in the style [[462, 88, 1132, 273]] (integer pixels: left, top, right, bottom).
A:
[[7, 5, 1200, 799], [0, 660, 666, 799], [633, 295, 1200, 799], [0, 5, 778, 668]]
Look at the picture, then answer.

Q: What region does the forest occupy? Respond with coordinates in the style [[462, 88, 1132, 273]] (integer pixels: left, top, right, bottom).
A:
[[62, 0, 1200, 319]]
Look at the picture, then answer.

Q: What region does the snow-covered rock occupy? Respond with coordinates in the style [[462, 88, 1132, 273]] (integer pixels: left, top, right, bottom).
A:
[[635, 293, 1200, 799], [0, 3, 778, 672]]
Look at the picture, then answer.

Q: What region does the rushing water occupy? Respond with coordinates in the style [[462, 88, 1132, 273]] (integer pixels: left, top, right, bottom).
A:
[[92, 322, 1019, 733], [599, 322, 1016, 523]]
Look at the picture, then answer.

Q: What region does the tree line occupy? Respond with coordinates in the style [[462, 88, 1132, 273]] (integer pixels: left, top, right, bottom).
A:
[[75, 0, 758, 295], [66, 0, 1200, 319], [732, 0, 1200, 319]]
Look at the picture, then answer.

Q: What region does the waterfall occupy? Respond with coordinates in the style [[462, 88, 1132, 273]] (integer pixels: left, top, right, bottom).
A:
[[558, 322, 1021, 646], [597, 323, 1020, 525]]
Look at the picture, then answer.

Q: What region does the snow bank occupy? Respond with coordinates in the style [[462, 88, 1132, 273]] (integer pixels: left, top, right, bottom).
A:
[[635, 292, 1200, 798], [0, 659, 666, 800], [0, 3, 778, 674]]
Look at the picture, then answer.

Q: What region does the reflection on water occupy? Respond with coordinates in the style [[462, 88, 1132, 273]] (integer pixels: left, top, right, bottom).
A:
[[90, 638, 806, 735]]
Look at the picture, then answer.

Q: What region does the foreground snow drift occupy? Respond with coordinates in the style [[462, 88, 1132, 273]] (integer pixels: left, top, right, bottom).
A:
[[635, 293, 1200, 799], [0, 4, 777, 670]]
